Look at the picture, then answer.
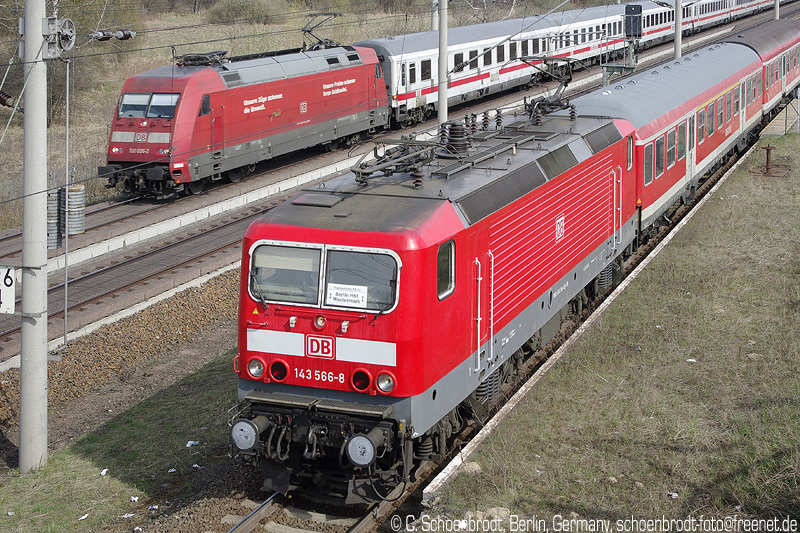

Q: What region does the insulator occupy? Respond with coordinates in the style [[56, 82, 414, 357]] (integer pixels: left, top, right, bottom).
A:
[[470, 113, 478, 135], [446, 122, 469, 155], [411, 169, 424, 189], [569, 104, 577, 121], [495, 108, 503, 129], [535, 113, 542, 126], [439, 122, 449, 145], [91, 30, 113, 41], [0, 91, 16, 110], [114, 29, 136, 40], [482, 110, 490, 131]]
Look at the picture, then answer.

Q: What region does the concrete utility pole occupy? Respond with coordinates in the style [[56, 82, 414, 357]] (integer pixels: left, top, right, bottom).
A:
[[775, 0, 780, 19], [674, 0, 682, 60], [19, 0, 50, 473], [431, 0, 438, 31], [437, 0, 448, 127]]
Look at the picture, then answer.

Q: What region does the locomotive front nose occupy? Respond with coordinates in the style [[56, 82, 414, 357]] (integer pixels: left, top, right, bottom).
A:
[[345, 426, 386, 467], [231, 415, 270, 451]]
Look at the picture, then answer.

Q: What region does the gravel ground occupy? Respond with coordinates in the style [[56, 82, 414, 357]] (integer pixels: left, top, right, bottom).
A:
[[0, 268, 241, 472]]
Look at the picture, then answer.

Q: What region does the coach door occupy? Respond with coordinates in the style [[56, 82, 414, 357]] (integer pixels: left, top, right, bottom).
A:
[[687, 116, 695, 181]]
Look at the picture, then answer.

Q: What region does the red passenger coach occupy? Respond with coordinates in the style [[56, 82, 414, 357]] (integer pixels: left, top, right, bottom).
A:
[[229, 19, 800, 504], [100, 46, 389, 198]]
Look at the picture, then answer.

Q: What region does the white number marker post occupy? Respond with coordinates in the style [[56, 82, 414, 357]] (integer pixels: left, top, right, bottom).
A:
[[0, 267, 14, 314]]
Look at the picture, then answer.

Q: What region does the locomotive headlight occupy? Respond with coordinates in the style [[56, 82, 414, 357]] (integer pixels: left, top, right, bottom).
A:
[[231, 415, 269, 451], [110, 146, 123, 154], [247, 359, 265, 379], [314, 315, 327, 329], [376, 373, 395, 394], [346, 427, 386, 467]]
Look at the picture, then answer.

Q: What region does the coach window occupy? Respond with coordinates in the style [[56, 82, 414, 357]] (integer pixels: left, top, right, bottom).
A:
[[627, 136, 633, 171], [667, 130, 676, 169], [644, 143, 654, 186], [678, 122, 686, 161], [533, 39, 540, 54], [757, 72, 762, 97], [469, 50, 479, 70], [401, 63, 407, 86], [655, 136, 665, 178], [697, 111, 705, 146], [421, 60, 431, 81], [454, 53, 464, 73], [708, 102, 715, 136], [746, 77, 752, 106], [483, 49, 492, 67], [522, 40, 529, 57], [510, 42, 518, 60], [734, 86, 740, 116], [725, 91, 732, 122], [716, 97, 724, 131], [496, 44, 505, 63], [437, 240, 456, 300], [409, 63, 417, 84]]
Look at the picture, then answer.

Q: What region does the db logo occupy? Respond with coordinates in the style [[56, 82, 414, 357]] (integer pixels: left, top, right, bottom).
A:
[[135, 132, 148, 142], [555, 215, 566, 242], [306, 335, 335, 359]]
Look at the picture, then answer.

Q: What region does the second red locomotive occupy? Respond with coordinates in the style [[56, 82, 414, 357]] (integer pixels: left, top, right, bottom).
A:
[[99, 46, 389, 198]]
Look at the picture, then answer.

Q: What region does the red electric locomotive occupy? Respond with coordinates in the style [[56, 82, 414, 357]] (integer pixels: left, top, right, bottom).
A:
[[99, 46, 389, 198], [229, 19, 800, 503]]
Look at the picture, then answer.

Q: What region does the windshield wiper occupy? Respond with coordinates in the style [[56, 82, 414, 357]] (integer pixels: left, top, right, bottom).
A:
[[250, 270, 270, 312]]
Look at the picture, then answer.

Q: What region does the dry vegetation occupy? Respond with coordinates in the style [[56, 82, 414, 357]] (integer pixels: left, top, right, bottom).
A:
[[438, 137, 800, 519]]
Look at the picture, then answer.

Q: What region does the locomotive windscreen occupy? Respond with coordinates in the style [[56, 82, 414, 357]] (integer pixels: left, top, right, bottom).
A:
[[118, 92, 180, 118]]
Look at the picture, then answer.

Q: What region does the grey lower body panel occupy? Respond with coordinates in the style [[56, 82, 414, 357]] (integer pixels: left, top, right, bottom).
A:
[[190, 108, 390, 180]]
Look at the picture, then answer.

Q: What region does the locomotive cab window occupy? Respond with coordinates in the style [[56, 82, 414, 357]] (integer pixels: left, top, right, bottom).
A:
[[324, 250, 398, 311], [437, 240, 456, 300], [250, 243, 399, 312], [250, 244, 321, 305], [119, 92, 180, 119], [627, 136, 633, 171], [199, 95, 211, 117]]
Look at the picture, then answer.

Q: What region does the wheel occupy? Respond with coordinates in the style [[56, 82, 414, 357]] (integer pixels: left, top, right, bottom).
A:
[[325, 139, 340, 152], [186, 179, 205, 195], [227, 168, 245, 183]]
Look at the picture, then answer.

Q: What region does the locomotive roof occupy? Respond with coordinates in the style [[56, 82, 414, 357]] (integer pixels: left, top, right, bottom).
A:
[[130, 46, 368, 90], [354, 1, 666, 56], [258, 114, 622, 232], [567, 42, 759, 132]]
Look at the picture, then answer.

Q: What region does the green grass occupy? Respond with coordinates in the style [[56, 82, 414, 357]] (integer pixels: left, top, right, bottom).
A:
[[439, 136, 800, 519], [0, 352, 237, 531]]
